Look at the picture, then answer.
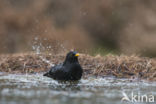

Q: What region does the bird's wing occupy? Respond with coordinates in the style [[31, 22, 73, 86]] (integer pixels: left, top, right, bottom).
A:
[[43, 63, 64, 77], [49, 63, 64, 73], [48, 63, 70, 80]]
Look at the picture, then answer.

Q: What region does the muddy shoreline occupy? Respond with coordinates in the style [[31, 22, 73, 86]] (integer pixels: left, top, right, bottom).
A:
[[0, 53, 156, 81]]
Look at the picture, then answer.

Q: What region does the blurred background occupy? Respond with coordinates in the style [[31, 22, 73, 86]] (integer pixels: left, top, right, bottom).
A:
[[0, 0, 156, 57]]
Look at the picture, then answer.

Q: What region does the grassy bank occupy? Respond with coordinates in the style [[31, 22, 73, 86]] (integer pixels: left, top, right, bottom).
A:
[[0, 53, 156, 81]]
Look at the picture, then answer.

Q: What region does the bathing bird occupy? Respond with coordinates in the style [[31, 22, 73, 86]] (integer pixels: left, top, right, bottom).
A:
[[43, 51, 83, 81]]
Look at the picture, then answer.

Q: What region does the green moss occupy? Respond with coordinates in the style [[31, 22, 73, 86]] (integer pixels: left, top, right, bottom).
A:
[[90, 47, 119, 56]]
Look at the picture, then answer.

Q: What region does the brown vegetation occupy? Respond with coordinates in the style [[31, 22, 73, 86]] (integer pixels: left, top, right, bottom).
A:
[[0, 53, 156, 81]]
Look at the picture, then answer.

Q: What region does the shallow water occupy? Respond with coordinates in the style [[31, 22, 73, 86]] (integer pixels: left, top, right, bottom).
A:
[[0, 73, 155, 104]]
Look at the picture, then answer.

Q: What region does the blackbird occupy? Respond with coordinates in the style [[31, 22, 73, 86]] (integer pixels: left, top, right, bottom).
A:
[[43, 51, 83, 81]]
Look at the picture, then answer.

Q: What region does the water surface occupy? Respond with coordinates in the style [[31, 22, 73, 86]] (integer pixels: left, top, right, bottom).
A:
[[0, 73, 155, 104]]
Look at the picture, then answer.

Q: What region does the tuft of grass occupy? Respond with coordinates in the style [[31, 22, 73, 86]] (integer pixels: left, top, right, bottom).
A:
[[0, 53, 156, 81]]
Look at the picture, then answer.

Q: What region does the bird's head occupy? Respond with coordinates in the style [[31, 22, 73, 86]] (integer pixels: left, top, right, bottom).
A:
[[64, 51, 80, 64]]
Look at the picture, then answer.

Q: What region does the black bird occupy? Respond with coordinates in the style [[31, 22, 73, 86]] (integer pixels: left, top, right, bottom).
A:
[[43, 51, 83, 81]]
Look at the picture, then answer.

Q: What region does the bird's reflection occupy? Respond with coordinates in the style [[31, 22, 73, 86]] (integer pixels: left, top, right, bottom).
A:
[[48, 80, 81, 91]]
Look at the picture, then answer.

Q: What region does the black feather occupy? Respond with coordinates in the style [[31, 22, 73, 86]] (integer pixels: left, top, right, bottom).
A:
[[43, 51, 83, 81]]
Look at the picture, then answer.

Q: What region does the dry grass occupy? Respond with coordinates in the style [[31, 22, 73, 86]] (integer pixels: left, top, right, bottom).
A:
[[0, 53, 156, 81]]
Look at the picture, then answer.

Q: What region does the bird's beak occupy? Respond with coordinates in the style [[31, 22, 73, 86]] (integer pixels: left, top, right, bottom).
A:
[[75, 53, 79, 57]]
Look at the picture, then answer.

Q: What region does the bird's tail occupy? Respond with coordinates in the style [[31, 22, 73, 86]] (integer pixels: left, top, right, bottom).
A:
[[43, 72, 49, 76], [43, 72, 53, 78]]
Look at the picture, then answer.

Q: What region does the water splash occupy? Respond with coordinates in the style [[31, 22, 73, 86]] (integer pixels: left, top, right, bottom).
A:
[[32, 37, 43, 55], [32, 37, 54, 66], [39, 55, 54, 67], [31, 36, 67, 67]]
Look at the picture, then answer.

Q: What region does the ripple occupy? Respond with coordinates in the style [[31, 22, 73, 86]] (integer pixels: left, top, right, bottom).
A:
[[0, 74, 155, 104]]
